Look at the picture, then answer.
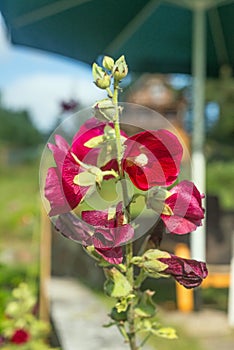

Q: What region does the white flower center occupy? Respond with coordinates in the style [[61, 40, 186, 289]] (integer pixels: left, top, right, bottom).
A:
[[134, 153, 148, 167]]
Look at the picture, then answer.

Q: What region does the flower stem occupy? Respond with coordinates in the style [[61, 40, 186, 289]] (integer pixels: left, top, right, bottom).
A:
[[112, 79, 138, 350]]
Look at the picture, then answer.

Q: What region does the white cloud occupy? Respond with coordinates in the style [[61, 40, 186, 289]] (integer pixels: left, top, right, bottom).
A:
[[2, 72, 106, 131]]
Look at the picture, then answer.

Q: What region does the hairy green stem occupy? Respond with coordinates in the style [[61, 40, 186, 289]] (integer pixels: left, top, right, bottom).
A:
[[112, 79, 138, 350]]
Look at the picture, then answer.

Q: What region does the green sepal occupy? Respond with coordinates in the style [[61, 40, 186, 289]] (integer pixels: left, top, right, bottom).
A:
[[151, 327, 178, 339], [104, 267, 132, 298], [103, 56, 115, 71], [115, 294, 135, 313], [93, 98, 116, 122], [110, 306, 128, 322], [84, 134, 105, 148], [73, 172, 96, 187], [132, 249, 170, 279], [134, 290, 156, 318], [112, 55, 128, 80]]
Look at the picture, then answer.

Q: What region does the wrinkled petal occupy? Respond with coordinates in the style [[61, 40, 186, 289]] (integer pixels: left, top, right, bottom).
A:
[[45, 167, 71, 216], [55, 213, 93, 245], [55, 213, 125, 265], [82, 203, 134, 262], [161, 180, 205, 234], [123, 129, 183, 190], [159, 254, 208, 288], [96, 247, 123, 264], [47, 134, 70, 171]]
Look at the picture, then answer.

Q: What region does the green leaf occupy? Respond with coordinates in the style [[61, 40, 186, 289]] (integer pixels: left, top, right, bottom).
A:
[[110, 306, 128, 322], [104, 267, 132, 298], [152, 327, 178, 339], [134, 290, 156, 318], [115, 294, 135, 313]]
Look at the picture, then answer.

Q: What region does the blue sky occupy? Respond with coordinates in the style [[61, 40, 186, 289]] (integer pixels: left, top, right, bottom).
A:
[[0, 15, 105, 131]]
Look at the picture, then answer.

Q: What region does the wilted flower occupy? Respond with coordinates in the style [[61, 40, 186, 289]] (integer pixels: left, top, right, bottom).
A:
[[132, 249, 208, 288], [159, 254, 208, 288], [55, 203, 134, 264], [82, 203, 134, 264]]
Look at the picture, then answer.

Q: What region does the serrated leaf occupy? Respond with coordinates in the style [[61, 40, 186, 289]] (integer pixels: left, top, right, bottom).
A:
[[104, 267, 132, 298]]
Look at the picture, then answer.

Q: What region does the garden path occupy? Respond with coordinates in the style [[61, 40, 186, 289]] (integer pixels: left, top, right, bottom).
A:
[[48, 278, 152, 350], [48, 277, 234, 350]]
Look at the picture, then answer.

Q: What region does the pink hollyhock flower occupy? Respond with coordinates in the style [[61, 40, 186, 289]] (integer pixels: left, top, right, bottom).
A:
[[159, 254, 208, 288], [161, 180, 205, 234], [11, 329, 30, 344], [123, 130, 183, 190]]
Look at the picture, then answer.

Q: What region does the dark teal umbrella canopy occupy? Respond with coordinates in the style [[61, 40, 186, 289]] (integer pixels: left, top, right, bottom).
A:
[[0, 0, 233, 77]]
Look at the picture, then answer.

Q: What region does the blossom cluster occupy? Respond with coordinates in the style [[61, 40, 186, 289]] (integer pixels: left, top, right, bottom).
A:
[[45, 116, 207, 287]]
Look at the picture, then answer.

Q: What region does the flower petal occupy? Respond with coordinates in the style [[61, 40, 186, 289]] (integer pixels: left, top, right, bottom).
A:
[[45, 167, 71, 216], [123, 129, 183, 190], [161, 180, 205, 234], [96, 247, 123, 264], [55, 213, 93, 245]]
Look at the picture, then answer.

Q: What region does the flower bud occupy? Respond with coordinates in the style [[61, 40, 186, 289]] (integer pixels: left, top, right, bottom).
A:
[[112, 55, 128, 80], [103, 55, 114, 71], [147, 188, 173, 215], [93, 98, 116, 122], [92, 62, 111, 89]]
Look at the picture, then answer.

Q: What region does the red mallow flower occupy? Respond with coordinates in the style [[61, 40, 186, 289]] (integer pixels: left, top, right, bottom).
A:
[[123, 129, 183, 190], [55, 203, 134, 264], [161, 180, 205, 234], [11, 329, 30, 344], [159, 254, 208, 288], [45, 134, 89, 216], [45, 118, 126, 216]]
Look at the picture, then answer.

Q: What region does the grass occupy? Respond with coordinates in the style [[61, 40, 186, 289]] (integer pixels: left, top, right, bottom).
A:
[[0, 161, 40, 243]]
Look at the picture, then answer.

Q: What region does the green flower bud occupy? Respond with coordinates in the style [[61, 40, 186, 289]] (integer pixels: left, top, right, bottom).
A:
[[93, 98, 116, 122], [103, 55, 114, 71], [92, 62, 111, 89], [112, 55, 128, 80]]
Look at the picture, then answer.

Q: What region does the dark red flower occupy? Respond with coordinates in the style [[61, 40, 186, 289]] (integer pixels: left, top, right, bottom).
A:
[[123, 129, 183, 190], [11, 329, 30, 344], [45, 118, 127, 216], [82, 203, 134, 264], [55, 203, 134, 264], [159, 254, 208, 288], [161, 180, 205, 234]]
